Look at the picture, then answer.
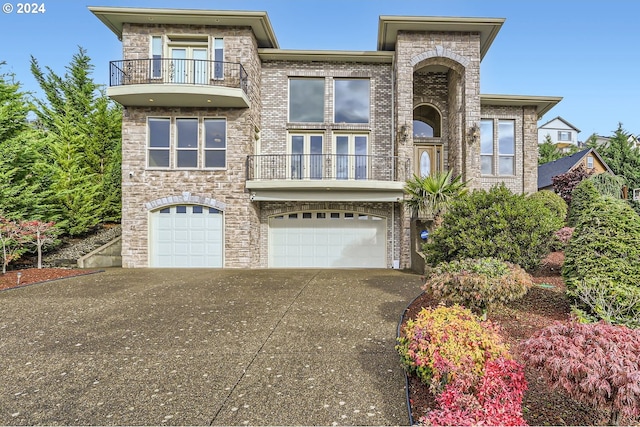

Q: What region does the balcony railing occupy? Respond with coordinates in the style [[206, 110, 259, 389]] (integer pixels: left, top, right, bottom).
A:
[[247, 154, 409, 182], [109, 59, 249, 95]]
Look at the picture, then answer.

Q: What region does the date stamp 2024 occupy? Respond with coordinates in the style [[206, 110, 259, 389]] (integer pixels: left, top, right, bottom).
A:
[[3, 2, 46, 14]]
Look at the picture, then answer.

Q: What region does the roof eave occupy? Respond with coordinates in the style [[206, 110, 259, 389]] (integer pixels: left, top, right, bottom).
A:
[[481, 94, 563, 119]]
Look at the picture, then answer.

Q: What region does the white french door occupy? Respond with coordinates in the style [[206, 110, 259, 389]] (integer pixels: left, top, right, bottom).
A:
[[290, 134, 323, 180], [170, 47, 208, 84], [335, 135, 368, 180]]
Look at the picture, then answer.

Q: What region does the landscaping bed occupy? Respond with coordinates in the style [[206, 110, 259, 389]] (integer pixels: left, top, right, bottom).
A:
[[401, 252, 606, 426], [0, 268, 98, 291]]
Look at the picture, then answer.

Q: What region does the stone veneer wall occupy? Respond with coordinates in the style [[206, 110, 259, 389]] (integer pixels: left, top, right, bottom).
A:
[[394, 30, 482, 269], [119, 23, 263, 268], [479, 105, 539, 194], [257, 201, 400, 268]]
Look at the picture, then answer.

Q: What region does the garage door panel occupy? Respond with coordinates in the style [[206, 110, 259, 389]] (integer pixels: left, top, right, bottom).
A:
[[150, 205, 223, 268], [269, 211, 386, 268]]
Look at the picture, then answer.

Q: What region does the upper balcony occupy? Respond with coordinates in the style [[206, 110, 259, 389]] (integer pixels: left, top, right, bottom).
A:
[[246, 154, 410, 202], [107, 59, 250, 108]]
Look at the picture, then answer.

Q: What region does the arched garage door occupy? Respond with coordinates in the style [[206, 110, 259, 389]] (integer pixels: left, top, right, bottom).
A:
[[269, 211, 386, 268], [149, 205, 223, 268]]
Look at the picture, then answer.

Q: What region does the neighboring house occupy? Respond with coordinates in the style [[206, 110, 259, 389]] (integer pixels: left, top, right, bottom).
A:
[[538, 116, 581, 151], [537, 148, 614, 191], [90, 6, 561, 270], [593, 134, 640, 149]]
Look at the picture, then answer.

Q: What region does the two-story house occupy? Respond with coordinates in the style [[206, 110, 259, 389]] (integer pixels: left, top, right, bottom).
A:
[[90, 6, 561, 270], [538, 116, 581, 151]]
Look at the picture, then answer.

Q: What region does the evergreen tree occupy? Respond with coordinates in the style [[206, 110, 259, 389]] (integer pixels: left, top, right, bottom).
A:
[[538, 135, 563, 164], [30, 47, 122, 234]]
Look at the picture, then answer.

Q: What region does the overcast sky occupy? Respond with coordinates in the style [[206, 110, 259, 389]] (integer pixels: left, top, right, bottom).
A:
[[1, 0, 638, 138]]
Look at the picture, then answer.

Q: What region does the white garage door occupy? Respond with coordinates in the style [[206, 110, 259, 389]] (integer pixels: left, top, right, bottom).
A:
[[269, 211, 387, 268], [150, 205, 223, 268]]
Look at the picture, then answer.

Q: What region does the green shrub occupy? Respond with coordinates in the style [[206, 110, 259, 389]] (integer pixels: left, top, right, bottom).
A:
[[424, 184, 563, 271], [396, 305, 509, 392], [423, 258, 532, 319], [588, 173, 626, 199], [563, 197, 640, 327], [567, 179, 602, 227], [528, 190, 568, 223]]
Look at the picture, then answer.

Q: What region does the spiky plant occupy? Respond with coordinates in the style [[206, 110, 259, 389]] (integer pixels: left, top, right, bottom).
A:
[[403, 170, 468, 222]]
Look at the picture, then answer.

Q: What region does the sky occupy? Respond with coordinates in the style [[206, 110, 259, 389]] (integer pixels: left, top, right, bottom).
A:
[[1, 0, 639, 139]]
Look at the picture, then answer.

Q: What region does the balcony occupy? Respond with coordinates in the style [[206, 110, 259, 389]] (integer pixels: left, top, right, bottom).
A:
[[246, 154, 410, 202], [107, 59, 250, 108]]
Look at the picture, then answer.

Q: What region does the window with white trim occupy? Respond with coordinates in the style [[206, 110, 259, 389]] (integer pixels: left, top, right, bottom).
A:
[[586, 155, 594, 169], [558, 131, 571, 141], [147, 117, 226, 169], [480, 119, 515, 176]]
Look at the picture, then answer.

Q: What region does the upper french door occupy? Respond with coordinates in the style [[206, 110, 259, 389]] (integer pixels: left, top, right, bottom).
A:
[[290, 134, 323, 180], [170, 47, 208, 84], [335, 135, 368, 180]]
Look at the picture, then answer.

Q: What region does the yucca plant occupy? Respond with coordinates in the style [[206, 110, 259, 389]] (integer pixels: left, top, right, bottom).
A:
[[403, 170, 468, 223]]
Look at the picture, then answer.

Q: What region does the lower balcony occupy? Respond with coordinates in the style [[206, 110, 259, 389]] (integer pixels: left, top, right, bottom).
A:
[[246, 154, 409, 202], [107, 59, 250, 108]]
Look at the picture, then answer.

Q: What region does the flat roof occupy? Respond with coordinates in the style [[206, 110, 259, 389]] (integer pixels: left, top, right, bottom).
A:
[[88, 6, 279, 48], [378, 16, 505, 58]]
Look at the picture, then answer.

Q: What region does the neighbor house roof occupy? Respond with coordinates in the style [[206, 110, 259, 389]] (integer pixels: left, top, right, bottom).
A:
[[538, 116, 581, 133], [537, 148, 613, 189]]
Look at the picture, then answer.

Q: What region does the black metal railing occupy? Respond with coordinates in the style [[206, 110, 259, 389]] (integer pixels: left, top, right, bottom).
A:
[[109, 58, 249, 94], [247, 154, 410, 182]]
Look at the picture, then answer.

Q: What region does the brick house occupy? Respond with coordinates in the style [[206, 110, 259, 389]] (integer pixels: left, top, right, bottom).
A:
[[90, 6, 561, 269]]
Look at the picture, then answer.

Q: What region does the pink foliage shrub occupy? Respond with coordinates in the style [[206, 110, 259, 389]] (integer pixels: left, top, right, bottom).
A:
[[421, 357, 528, 426], [554, 226, 574, 245], [520, 320, 640, 425]]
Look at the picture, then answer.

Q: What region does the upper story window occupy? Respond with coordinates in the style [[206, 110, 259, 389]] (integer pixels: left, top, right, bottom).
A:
[[147, 117, 226, 170], [150, 35, 211, 84], [558, 131, 572, 141], [480, 119, 515, 176], [586, 155, 594, 169], [334, 79, 370, 124], [289, 78, 324, 122]]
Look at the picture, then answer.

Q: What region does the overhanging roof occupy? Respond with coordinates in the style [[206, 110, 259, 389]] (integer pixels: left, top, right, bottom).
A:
[[481, 94, 563, 119], [378, 16, 505, 59], [88, 6, 279, 48]]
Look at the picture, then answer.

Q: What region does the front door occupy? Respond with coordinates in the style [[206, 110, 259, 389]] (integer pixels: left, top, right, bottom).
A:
[[414, 145, 443, 177]]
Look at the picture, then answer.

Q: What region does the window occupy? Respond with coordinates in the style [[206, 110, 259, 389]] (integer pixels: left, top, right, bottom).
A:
[[290, 133, 323, 179], [334, 79, 370, 123], [167, 36, 208, 84], [213, 38, 224, 79], [480, 119, 515, 176], [151, 36, 162, 78], [558, 131, 571, 141], [480, 119, 494, 175], [289, 78, 324, 122], [335, 134, 368, 180], [498, 120, 515, 175], [204, 118, 226, 168], [148, 118, 170, 168], [176, 118, 198, 168], [586, 155, 594, 169], [147, 117, 226, 169]]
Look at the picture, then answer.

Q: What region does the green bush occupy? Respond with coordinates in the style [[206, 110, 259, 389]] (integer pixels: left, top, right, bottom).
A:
[[424, 184, 563, 271], [528, 190, 568, 223], [588, 173, 626, 199], [567, 179, 602, 227], [562, 197, 640, 327], [423, 258, 532, 319]]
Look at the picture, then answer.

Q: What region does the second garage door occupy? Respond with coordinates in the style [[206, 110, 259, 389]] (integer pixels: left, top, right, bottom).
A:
[[269, 211, 386, 268]]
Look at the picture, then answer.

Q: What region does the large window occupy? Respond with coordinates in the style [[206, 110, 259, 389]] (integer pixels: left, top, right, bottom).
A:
[[289, 78, 324, 122], [558, 131, 571, 141], [147, 117, 226, 169], [480, 119, 515, 176], [334, 79, 370, 124]]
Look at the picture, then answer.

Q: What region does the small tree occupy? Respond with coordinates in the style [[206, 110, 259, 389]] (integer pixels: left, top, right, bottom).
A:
[[538, 134, 563, 165], [520, 321, 640, 426], [21, 220, 58, 269], [552, 164, 594, 206], [0, 216, 27, 274]]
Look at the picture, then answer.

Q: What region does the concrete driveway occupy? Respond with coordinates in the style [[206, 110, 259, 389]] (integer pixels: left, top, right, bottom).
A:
[[0, 268, 422, 426]]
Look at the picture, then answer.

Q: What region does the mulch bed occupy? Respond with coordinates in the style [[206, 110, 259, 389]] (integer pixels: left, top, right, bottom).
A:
[[0, 268, 99, 291], [400, 252, 608, 426]]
